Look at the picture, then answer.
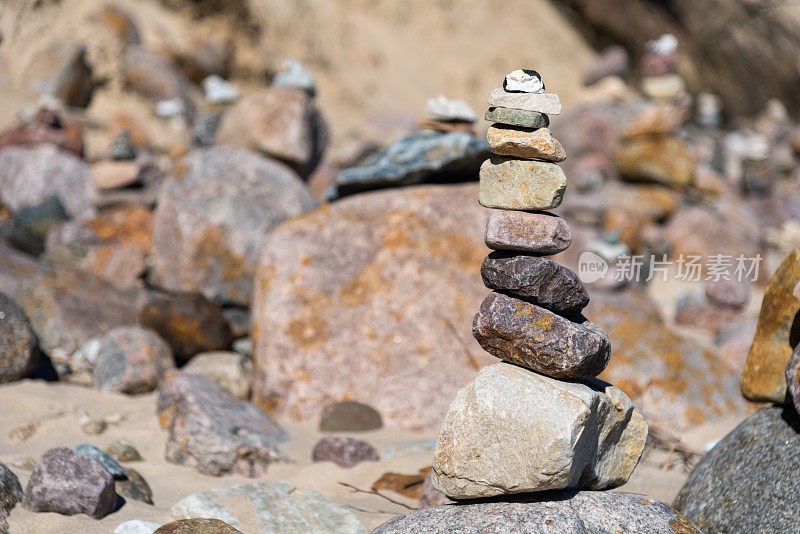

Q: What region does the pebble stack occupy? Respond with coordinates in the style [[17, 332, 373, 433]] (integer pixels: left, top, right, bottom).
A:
[[431, 69, 649, 499]]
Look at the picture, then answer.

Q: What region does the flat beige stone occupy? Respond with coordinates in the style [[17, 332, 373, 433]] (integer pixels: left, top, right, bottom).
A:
[[487, 125, 566, 162], [431, 362, 648, 498], [488, 88, 562, 115], [478, 156, 566, 210]]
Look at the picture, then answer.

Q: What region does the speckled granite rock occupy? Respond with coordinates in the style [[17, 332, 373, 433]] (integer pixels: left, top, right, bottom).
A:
[[156, 371, 288, 477], [375, 491, 696, 533], [674, 406, 800, 533]]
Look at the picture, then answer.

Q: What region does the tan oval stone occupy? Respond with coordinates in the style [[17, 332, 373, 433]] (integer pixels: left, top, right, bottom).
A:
[[478, 156, 566, 210]]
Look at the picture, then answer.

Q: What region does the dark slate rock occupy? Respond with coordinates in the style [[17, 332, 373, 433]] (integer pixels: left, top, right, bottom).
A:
[[473, 292, 610, 379], [481, 253, 589, 316], [311, 437, 379, 468], [138, 290, 234, 364], [156, 371, 289, 476], [484, 107, 549, 129], [22, 447, 117, 519], [0, 462, 22, 515], [0, 292, 38, 383], [330, 130, 489, 198], [115, 467, 152, 505], [72, 444, 125, 478], [319, 400, 383, 432], [673, 406, 800, 533], [375, 490, 700, 533]]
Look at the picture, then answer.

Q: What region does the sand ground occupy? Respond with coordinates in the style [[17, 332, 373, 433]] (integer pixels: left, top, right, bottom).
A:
[[1, 380, 741, 532]]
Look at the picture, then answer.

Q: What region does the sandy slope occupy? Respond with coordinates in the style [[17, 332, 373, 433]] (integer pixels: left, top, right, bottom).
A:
[[0, 0, 598, 152], [1, 380, 741, 532]]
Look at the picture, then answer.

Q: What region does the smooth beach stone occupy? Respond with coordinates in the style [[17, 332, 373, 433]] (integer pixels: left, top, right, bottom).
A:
[[431, 363, 647, 498], [481, 253, 588, 315], [487, 125, 566, 162], [484, 210, 571, 254], [478, 157, 566, 210], [485, 107, 549, 129], [488, 88, 562, 115], [472, 292, 610, 379], [673, 406, 800, 534]]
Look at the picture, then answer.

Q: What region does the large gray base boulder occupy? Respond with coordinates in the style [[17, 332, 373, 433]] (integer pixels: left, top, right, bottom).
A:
[[673, 406, 800, 533], [374, 491, 700, 533]]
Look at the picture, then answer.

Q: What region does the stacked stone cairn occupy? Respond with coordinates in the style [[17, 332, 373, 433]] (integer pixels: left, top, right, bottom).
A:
[[431, 69, 649, 500]]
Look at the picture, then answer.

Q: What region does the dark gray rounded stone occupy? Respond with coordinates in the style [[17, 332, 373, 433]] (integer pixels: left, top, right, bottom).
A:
[[0, 292, 38, 383], [319, 400, 383, 432], [673, 406, 800, 533], [311, 436, 379, 468], [375, 490, 700, 533], [481, 252, 589, 316]]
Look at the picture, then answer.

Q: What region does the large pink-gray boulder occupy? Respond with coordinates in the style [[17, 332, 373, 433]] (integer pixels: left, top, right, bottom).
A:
[[252, 184, 492, 430]]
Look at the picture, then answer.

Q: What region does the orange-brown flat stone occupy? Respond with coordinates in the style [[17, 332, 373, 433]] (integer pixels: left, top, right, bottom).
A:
[[741, 249, 800, 403], [487, 125, 566, 162]]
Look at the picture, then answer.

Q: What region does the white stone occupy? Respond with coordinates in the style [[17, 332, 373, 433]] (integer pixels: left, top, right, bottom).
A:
[[646, 33, 678, 55], [114, 520, 161, 534], [424, 95, 476, 123], [431, 362, 648, 499], [202, 75, 239, 104], [272, 59, 317, 97], [154, 98, 185, 117], [503, 69, 545, 93], [69, 337, 102, 373]]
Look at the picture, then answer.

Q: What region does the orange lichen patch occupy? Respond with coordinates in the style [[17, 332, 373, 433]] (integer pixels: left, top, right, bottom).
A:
[[603, 377, 644, 400], [193, 226, 249, 292], [107, 113, 151, 149], [284, 315, 329, 348], [252, 394, 280, 417], [668, 513, 703, 534], [683, 406, 707, 427], [87, 205, 154, 250], [340, 262, 390, 307]]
